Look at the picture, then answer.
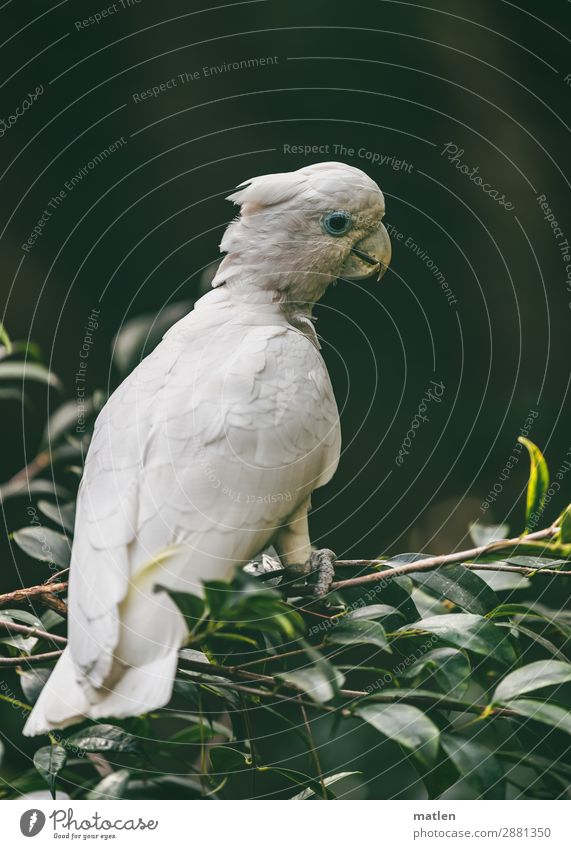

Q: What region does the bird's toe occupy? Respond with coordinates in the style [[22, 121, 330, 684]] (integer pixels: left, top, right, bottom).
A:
[[309, 548, 336, 598]]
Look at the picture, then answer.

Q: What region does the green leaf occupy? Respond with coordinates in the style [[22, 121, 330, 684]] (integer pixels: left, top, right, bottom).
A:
[[202, 577, 304, 638], [37, 500, 76, 534], [0, 480, 72, 503], [87, 769, 130, 800], [113, 302, 193, 377], [411, 587, 450, 618], [355, 703, 440, 767], [178, 649, 210, 665], [13, 340, 42, 360], [469, 522, 510, 547], [18, 668, 51, 704], [494, 621, 568, 661], [402, 648, 471, 696], [207, 632, 260, 651], [168, 710, 226, 725], [477, 541, 570, 562], [412, 564, 498, 616], [326, 619, 390, 651], [498, 749, 571, 783], [398, 613, 516, 665], [291, 771, 360, 799], [12, 526, 70, 568], [65, 724, 139, 754], [472, 568, 530, 592], [277, 651, 345, 704], [0, 321, 12, 354], [209, 746, 250, 773], [41, 400, 86, 448], [257, 765, 325, 796], [493, 660, 571, 704], [364, 557, 419, 622], [0, 361, 61, 388], [0, 609, 44, 652], [0, 388, 23, 403], [1, 610, 44, 628], [366, 687, 475, 712], [507, 554, 569, 569], [348, 604, 402, 621], [162, 589, 205, 629], [168, 713, 231, 743], [518, 437, 549, 531], [41, 609, 65, 632], [558, 505, 571, 544], [170, 725, 221, 744], [503, 699, 571, 736], [487, 603, 571, 638], [441, 734, 504, 799], [33, 745, 67, 799]]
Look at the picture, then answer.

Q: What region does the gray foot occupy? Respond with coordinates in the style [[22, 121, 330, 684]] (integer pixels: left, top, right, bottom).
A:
[[308, 548, 336, 598]]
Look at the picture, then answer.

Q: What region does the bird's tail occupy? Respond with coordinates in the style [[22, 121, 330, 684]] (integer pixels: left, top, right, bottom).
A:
[[23, 640, 181, 737], [23, 647, 90, 736]]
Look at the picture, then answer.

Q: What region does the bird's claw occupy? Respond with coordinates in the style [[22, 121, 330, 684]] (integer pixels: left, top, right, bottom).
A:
[[308, 548, 336, 598], [253, 549, 336, 598]]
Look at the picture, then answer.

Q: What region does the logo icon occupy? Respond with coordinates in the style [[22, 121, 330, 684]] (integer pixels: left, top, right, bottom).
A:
[[20, 810, 46, 837]]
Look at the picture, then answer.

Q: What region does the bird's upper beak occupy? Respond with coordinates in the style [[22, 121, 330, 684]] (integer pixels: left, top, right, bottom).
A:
[[341, 222, 392, 282]]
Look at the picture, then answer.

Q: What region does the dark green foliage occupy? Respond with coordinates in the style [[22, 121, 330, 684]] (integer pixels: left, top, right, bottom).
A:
[[1, 321, 571, 801]]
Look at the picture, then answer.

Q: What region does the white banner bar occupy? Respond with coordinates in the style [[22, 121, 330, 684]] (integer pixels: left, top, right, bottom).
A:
[[1, 799, 569, 848]]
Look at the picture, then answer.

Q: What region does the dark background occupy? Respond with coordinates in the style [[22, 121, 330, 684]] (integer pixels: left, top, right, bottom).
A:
[[1, 0, 569, 565]]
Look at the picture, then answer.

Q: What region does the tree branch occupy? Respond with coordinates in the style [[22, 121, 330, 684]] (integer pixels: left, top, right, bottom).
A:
[[0, 581, 68, 609], [176, 656, 516, 718], [330, 525, 566, 591], [178, 671, 338, 714], [38, 592, 68, 616], [0, 649, 63, 666], [0, 619, 67, 645]]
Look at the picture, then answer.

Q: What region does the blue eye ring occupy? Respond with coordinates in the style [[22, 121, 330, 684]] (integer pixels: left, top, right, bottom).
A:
[[322, 210, 353, 236]]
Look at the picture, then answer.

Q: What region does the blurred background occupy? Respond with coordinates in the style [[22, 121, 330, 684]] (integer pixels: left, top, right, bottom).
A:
[[0, 0, 569, 579]]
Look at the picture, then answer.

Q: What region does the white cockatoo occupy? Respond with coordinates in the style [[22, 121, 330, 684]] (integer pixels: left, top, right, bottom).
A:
[[24, 161, 391, 735]]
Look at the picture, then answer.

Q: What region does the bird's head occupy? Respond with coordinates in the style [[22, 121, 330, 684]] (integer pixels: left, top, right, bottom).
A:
[[212, 161, 392, 309]]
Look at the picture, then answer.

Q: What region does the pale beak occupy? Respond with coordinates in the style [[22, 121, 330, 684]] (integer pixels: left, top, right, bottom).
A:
[[350, 246, 386, 282], [340, 222, 392, 282]]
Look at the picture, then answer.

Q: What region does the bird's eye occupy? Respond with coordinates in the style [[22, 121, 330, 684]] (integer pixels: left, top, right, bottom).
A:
[[322, 210, 352, 236]]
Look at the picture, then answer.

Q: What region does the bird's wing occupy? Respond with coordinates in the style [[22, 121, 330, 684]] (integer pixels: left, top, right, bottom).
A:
[[68, 308, 340, 689]]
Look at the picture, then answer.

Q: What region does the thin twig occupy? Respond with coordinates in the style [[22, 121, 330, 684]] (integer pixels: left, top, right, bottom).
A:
[[465, 563, 571, 577], [236, 643, 325, 669], [298, 697, 326, 798], [44, 568, 69, 583], [178, 656, 291, 688], [177, 657, 516, 718], [0, 692, 32, 713], [0, 649, 63, 666], [87, 754, 114, 778], [0, 619, 67, 645], [0, 450, 50, 503], [330, 526, 564, 591], [178, 670, 338, 714], [333, 561, 571, 578]]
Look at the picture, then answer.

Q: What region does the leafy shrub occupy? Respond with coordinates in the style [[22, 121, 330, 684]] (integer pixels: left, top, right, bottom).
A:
[[1, 318, 570, 800]]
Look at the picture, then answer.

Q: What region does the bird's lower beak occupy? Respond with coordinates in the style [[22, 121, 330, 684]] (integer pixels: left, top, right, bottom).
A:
[[350, 247, 386, 282], [341, 223, 392, 282]]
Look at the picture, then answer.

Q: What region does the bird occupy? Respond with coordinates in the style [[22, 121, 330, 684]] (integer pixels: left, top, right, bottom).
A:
[[24, 161, 392, 735]]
